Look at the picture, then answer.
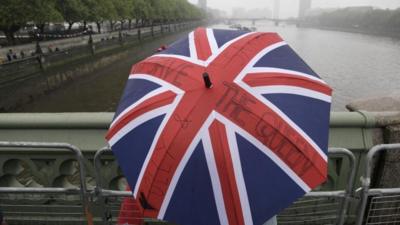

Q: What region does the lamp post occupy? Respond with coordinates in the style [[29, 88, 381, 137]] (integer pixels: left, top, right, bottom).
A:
[[33, 26, 45, 72], [87, 25, 93, 45], [87, 25, 95, 55], [33, 27, 43, 55]]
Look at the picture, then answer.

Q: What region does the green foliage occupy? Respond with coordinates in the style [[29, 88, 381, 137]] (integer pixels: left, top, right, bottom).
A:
[[1, 0, 203, 26], [388, 8, 400, 27], [0, 0, 204, 43], [132, 0, 152, 20], [0, 0, 35, 43], [148, 0, 168, 20], [30, 0, 63, 26], [84, 0, 117, 23], [55, 0, 89, 25], [113, 0, 134, 21], [148, 0, 203, 21], [0, 0, 31, 29], [306, 7, 400, 31]]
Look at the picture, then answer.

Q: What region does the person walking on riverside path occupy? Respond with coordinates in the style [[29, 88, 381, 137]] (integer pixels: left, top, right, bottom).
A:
[[6, 49, 13, 62]]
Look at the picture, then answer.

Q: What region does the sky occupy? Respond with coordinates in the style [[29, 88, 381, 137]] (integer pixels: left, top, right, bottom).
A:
[[188, 0, 400, 18]]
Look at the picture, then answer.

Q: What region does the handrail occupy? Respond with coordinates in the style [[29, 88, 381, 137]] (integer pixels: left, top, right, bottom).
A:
[[0, 111, 385, 129], [93, 146, 113, 225], [93, 147, 357, 225], [0, 141, 92, 225], [298, 148, 356, 225], [356, 143, 400, 225], [0, 187, 81, 194], [330, 148, 357, 225], [94, 146, 112, 190]]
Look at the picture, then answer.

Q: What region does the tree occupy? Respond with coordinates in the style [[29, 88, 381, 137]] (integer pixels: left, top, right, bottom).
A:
[[0, 0, 31, 44], [148, 0, 170, 22], [112, 0, 133, 30], [56, 0, 89, 30], [131, 0, 153, 27], [170, 0, 204, 21], [305, 7, 400, 35], [85, 0, 116, 33], [388, 8, 400, 28], [0, 0, 204, 45], [30, 0, 63, 34]]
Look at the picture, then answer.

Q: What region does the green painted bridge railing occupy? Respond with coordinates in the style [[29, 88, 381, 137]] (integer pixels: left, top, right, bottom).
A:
[[0, 112, 399, 224], [0, 111, 396, 190]]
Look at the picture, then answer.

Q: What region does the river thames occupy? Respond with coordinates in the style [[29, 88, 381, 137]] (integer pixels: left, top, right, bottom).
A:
[[16, 21, 400, 112], [217, 21, 400, 111]]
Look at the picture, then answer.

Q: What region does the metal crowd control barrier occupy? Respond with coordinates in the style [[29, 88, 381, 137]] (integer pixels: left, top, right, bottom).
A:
[[278, 148, 356, 225], [94, 146, 139, 225], [94, 147, 357, 225], [356, 143, 400, 225], [0, 141, 93, 225]]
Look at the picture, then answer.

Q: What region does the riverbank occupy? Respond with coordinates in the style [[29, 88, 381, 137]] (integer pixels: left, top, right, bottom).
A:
[[0, 22, 201, 112], [0, 26, 155, 61], [301, 24, 400, 39]]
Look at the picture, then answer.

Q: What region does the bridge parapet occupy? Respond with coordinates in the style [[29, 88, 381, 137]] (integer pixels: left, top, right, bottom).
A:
[[0, 111, 393, 190], [0, 112, 399, 224]]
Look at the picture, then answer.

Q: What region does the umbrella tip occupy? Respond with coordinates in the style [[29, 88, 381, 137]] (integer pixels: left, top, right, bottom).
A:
[[202, 72, 213, 89]]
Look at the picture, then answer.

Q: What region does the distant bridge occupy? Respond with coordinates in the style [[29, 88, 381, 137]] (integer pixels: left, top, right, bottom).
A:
[[226, 17, 300, 26]]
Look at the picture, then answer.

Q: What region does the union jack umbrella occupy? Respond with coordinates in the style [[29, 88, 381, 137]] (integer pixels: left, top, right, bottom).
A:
[[106, 27, 332, 225]]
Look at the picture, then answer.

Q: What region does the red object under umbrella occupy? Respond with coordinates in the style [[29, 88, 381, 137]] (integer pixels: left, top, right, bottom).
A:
[[117, 187, 143, 225], [157, 45, 168, 52]]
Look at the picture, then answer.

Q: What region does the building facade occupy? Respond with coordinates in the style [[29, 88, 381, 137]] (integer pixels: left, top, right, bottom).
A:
[[198, 0, 207, 11], [273, 0, 280, 19], [298, 0, 312, 18]]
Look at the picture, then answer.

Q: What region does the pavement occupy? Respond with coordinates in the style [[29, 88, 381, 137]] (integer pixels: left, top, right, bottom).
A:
[[0, 27, 152, 61]]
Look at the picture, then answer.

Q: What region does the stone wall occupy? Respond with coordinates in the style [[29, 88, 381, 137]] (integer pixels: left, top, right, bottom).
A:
[[0, 49, 130, 111], [0, 22, 199, 111], [346, 99, 400, 188]]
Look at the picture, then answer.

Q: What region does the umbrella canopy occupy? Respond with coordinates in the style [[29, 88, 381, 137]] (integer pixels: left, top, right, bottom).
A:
[[106, 27, 332, 225]]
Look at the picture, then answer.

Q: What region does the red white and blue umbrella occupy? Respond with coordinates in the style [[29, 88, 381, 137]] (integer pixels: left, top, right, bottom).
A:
[[106, 27, 332, 225]]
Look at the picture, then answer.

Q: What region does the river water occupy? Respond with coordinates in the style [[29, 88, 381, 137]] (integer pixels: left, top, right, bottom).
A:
[[16, 21, 400, 112]]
